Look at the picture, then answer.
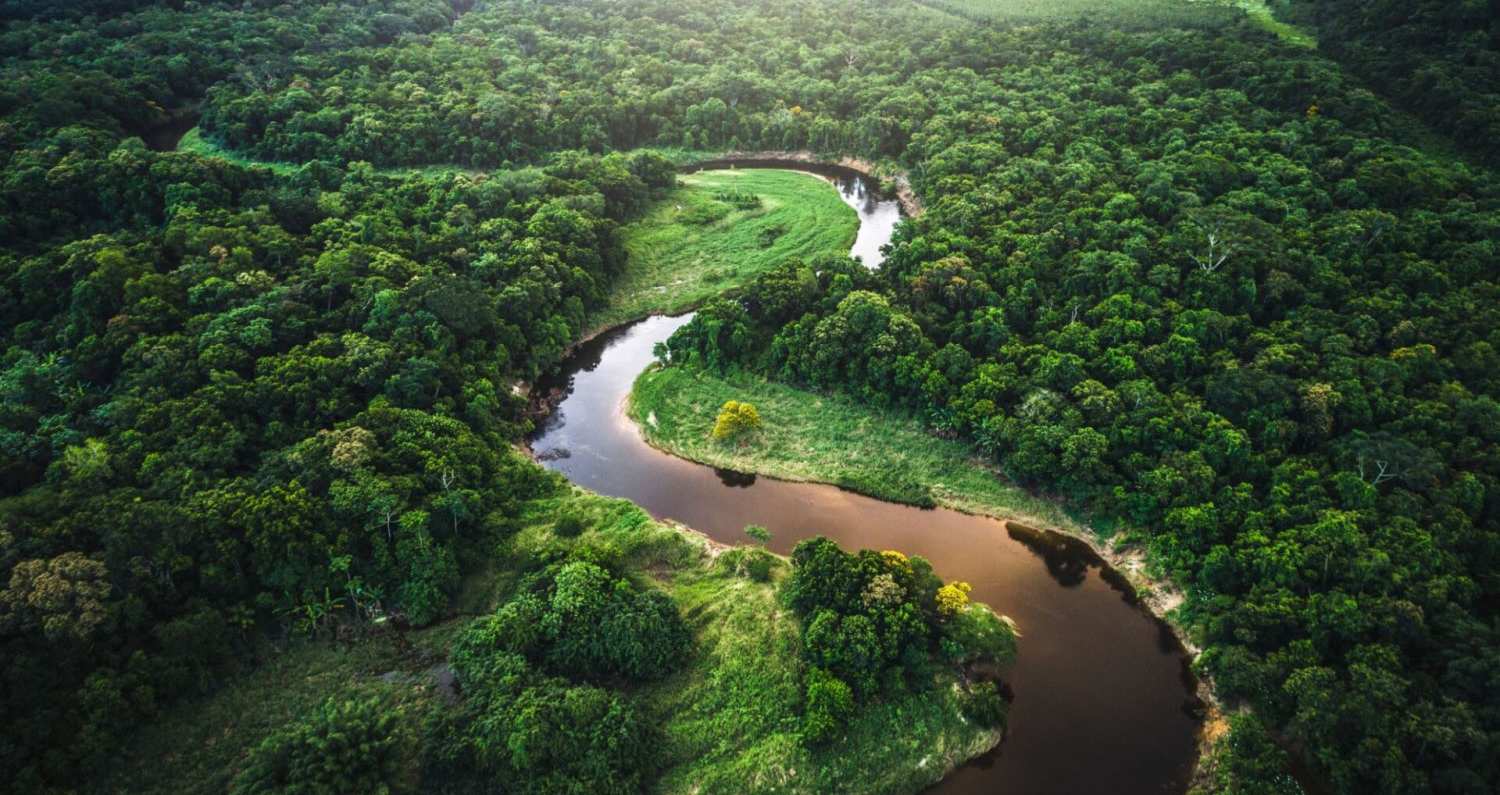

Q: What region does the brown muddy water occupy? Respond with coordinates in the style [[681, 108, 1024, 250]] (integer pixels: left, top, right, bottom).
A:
[[530, 170, 1201, 794]]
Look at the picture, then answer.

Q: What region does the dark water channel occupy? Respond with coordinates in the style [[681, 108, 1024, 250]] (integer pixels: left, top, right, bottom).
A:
[[530, 170, 1201, 794]]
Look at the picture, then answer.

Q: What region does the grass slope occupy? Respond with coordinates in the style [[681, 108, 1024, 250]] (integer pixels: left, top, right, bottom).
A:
[[177, 127, 487, 178], [600, 169, 858, 329], [103, 490, 1001, 795], [630, 364, 1085, 534]]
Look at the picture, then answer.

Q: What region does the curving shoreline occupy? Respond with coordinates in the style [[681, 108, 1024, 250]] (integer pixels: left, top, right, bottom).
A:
[[682, 150, 925, 217], [619, 359, 1228, 781], [526, 164, 1223, 792]]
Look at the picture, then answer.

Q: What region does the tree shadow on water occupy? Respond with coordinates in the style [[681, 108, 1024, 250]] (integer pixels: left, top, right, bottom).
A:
[[714, 467, 757, 488]]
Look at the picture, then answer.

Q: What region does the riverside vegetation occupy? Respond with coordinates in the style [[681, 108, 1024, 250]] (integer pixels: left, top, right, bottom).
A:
[[632, 362, 1080, 531], [2, 0, 1497, 793]]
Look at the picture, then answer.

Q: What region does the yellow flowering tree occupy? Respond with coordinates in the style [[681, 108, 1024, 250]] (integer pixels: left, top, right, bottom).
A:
[[936, 581, 972, 618], [712, 400, 762, 441]]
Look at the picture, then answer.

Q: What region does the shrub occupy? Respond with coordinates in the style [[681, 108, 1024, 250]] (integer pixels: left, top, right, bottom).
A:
[[680, 201, 729, 225], [230, 697, 403, 795], [801, 667, 854, 746], [712, 400, 762, 441], [472, 680, 649, 795], [542, 562, 692, 681], [713, 190, 762, 209], [960, 681, 1008, 728], [553, 510, 587, 537], [428, 658, 651, 795], [941, 603, 1017, 666], [744, 524, 771, 545], [743, 549, 775, 582], [450, 595, 548, 686], [757, 222, 787, 247]]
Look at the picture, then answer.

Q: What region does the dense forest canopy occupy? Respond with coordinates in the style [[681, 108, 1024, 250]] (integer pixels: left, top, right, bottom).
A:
[[1, 0, 1497, 793]]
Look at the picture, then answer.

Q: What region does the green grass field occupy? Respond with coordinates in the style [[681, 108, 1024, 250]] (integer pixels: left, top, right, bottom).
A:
[[176, 127, 489, 178], [599, 169, 858, 329], [103, 490, 999, 794], [630, 364, 1086, 534], [914, 0, 1314, 45]]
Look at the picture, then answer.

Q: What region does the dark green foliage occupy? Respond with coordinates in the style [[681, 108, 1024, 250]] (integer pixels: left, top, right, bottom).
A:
[[1286, 0, 1500, 165], [743, 549, 775, 582], [542, 561, 692, 681], [713, 190, 763, 210], [657, 8, 1500, 790], [0, 64, 654, 786], [435, 648, 650, 795], [757, 223, 788, 248], [553, 510, 588, 538], [230, 697, 404, 795], [453, 561, 690, 684], [784, 538, 1011, 744], [958, 681, 1007, 729], [435, 581, 670, 794], [1199, 714, 1305, 795]]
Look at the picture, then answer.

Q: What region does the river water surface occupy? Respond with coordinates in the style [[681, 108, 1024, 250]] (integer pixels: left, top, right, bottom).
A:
[[531, 171, 1200, 794]]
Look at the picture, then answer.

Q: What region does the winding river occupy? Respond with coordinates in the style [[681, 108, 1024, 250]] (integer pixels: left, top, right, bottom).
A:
[[531, 169, 1201, 794]]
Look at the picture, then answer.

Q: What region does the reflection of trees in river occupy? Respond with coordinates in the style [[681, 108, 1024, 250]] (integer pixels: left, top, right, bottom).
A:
[[714, 467, 757, 488], [1005, 523, 1097, 589]]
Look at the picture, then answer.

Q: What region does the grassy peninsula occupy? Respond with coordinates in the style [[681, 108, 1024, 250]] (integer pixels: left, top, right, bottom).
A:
[[630, 364, 1084, 534]]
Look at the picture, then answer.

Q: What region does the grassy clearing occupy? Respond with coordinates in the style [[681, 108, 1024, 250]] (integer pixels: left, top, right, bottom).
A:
[[913, 0, 1314, 45], [599, 169, 858, 329], [630, 364, 1086, 534], [1230, 0, 1315, 47], [106, 489, 997, 795], [176, 127, 486, 178]]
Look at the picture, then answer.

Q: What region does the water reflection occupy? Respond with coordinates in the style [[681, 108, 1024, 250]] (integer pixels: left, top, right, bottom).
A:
[[830, 175, 901, 268], [1006, 523, 1095, 589], [713, 467, 758, 488]]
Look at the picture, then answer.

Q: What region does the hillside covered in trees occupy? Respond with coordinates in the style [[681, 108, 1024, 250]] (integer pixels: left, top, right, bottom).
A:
[[2, 1, 1497, 794]]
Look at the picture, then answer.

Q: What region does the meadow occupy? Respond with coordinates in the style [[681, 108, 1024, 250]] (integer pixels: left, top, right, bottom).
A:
[[630, 364, 1085, 534], [599, 169, 858, 329]]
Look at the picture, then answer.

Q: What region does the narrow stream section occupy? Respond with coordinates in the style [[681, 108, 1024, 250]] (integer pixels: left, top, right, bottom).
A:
[[531, 171, 1201, 794]]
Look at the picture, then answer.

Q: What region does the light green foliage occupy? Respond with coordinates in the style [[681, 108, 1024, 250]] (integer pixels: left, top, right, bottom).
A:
[[744, 524, 772, 545], [603, 169, 858, 327], [801, 667, 855, 745], [229, 697, 404, 795], [942, 604, 1019, 667]]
